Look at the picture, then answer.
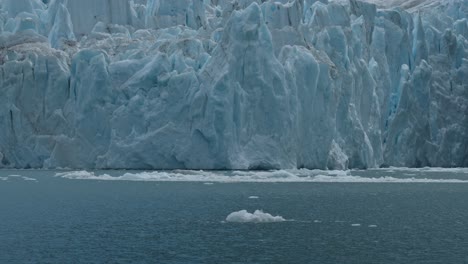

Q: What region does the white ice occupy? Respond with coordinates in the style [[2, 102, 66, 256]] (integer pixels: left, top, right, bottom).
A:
[[226, 210, 286, 223], [55, 169, 468, 183]]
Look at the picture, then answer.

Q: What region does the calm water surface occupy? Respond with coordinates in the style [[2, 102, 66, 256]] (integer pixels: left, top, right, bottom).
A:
[[1, 169, 468, 263]]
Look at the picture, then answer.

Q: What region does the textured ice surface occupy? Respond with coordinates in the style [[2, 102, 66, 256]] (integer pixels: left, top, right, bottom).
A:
[[0, 0, 467, 169], [55, 168, 468, 183], [226, 210, 286, 223]]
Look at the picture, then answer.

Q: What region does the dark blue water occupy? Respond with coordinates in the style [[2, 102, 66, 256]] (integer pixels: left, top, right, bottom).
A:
[[1, 170, 468, 263]]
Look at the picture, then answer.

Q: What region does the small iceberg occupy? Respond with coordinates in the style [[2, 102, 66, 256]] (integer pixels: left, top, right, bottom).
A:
[[226, 210, 286, 223]]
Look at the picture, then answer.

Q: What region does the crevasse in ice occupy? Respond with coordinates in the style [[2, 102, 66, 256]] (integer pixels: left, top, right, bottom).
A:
[[0, 0, 467, 169]]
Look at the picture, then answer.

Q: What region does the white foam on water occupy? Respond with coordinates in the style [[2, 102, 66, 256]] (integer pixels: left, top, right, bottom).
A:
[[314, 175, 468, 183], [375, 167, 468, 174], [22, 177, 37, 181], [226, 210, 286, 223], [368, 225, 378, 228], [1, 175, 37, 181], [351, 224, 361, 227], [55, 169, 468, 183], [248, 196, 259, 199]]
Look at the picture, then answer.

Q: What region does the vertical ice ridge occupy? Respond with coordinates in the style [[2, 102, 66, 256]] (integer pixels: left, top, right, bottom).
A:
[[0, 0, 466, 169]]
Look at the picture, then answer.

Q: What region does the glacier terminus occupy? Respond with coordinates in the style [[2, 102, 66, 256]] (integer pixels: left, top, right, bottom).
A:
[[0, 0, 467, 170]]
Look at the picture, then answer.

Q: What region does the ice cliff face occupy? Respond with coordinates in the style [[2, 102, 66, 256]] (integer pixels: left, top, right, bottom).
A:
[[0, 0, 467, 169]]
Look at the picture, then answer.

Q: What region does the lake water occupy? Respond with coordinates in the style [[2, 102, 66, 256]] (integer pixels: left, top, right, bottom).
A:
[[1, 168, 468, 263]]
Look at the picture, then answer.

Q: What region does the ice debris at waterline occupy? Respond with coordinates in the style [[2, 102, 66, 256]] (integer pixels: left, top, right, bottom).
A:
[[0, 0, 467, 170], [55, 169, 468, 183], [226, 210, 286, 223], [0, 175, 37, 181]]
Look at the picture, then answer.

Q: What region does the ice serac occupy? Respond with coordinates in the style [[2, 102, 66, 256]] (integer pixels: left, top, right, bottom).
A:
[[0, 39, 70, 168], [196, 3, 295, 169], [66, 0, 134, 37], [0, 0, 467, 169], [48, 3, 75, 48], [145, 0, 207, 29]]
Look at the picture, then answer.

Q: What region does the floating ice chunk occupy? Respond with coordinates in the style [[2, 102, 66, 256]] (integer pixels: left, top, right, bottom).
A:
[[56, 170, 468, 183], [226, 210, 286, 223]]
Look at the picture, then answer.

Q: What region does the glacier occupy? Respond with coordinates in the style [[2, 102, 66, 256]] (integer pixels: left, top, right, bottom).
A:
[[0, 0, 467, 170]]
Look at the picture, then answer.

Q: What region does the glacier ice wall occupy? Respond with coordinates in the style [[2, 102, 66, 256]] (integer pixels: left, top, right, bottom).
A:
[[0, 0, 467, 169]]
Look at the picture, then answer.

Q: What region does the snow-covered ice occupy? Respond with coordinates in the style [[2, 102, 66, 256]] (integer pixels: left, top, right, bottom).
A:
[[226, 210, 286, 223], [0, 0, 467, 170]]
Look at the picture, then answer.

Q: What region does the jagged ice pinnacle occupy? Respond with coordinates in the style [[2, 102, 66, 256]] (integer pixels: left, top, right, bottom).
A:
[[0, 0, 467, 170]]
